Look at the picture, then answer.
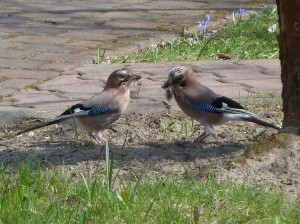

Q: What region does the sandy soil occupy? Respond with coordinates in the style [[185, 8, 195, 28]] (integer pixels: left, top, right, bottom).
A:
[[1, 102, 299, 200]]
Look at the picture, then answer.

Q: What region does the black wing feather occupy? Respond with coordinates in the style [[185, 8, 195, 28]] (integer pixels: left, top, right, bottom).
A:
[[211, 96, 245, 109]]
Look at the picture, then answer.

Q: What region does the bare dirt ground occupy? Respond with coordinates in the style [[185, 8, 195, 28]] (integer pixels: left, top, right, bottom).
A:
[[1, 100, 300, 200]]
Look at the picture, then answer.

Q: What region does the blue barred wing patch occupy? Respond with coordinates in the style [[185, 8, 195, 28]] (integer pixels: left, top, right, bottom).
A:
[[191, 103, 217, 112], [88, 107, 114, 116]]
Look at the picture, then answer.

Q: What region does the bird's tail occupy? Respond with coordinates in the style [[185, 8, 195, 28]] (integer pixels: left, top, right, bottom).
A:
[[242, 116, 280, 130], [16, 116, 70, 136]]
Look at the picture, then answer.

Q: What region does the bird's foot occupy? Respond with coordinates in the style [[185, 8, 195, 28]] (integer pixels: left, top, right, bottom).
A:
[[194, 132, 209, 144], [89, 132, 108, 159], [194, 138, 205, 144]]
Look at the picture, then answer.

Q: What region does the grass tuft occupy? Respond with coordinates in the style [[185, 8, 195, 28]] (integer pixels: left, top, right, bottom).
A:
[[160, 117, 197, 142]]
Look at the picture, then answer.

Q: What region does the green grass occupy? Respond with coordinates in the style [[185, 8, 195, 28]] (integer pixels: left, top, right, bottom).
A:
[[0, 160, 299, 223], [108, 6, 278, 63]]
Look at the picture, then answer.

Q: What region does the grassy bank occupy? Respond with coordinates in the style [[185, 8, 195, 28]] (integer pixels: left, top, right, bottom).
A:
[[106, 6, 278, 63]]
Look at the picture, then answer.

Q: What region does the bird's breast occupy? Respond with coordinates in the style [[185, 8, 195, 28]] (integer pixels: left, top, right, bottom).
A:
[[119, 89, 130, 113]]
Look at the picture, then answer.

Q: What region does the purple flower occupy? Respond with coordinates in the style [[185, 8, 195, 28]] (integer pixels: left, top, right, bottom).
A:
[[205, 12, 211, 22], [197, 21, 208, 30], [236, 8, 245, 15]]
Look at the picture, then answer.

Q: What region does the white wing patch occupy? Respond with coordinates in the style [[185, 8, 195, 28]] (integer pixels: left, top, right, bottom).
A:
[[222, 113, 251, 121], [74, 108, 83, 113], [221, 102, 229, 109]]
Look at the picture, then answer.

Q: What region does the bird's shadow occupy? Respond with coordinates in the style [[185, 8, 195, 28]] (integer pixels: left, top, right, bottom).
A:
[[0, 138, 248, 168]]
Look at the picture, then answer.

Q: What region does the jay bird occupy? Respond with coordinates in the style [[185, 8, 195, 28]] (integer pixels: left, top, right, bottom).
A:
[[17, 68, 141, 149], [162, 66, 280, 143]]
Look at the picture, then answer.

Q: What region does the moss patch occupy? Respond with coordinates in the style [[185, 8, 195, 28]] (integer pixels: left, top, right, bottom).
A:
[[233, 133, 298, 166]]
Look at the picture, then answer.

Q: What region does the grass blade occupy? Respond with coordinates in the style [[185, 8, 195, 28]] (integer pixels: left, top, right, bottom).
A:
[[129, 169, 145, 202], [81, 173, 91, 205], [105, 142, 114, 192], [144, 196, 157, 220]]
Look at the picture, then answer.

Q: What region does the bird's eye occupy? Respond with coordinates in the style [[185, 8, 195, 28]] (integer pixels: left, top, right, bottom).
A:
[[178, 81, 186, 87], [119, 70, 128, 79], [174, 74, 183, 82]]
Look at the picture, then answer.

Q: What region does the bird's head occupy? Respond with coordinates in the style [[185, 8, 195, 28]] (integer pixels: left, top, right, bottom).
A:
[[105, 68, 142, 89], [162, 66, 195, 100]]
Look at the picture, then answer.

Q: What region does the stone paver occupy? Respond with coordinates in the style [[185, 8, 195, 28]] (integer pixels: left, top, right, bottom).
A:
[[0, 69, 59, 79], [1, 60, 281, 123], [0, 0, 279, 123]]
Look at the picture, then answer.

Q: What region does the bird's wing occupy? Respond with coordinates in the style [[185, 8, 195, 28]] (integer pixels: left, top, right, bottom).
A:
[[17, 104, 117, 136], [59, 103, 117, 118], [181, 83, 280, 130], [17, 89, 121, 136], [212, 96, 256, 116], [60, 88, 123, 117], [183, 85, 255, 116], [81, 87, 124, 111]]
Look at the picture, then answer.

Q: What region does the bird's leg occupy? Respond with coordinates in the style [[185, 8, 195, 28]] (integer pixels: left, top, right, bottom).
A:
[[194, 125, 213, 144], [91, 131, 106, 157], [194, 132, 209, 143]]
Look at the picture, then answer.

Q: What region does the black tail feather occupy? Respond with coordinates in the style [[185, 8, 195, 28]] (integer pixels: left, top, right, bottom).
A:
[[243, 116, 281, 130], [16, 116, 69, 136]]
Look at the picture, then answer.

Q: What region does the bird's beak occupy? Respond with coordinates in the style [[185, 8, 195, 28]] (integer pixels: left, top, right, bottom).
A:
[[162, 80, 171, 89], [132, 74, 142, 81], [128, 74, 142, 83], [125, 74, 142, 82], [126, 74, 142, 84], [162, 79, 173, 100]]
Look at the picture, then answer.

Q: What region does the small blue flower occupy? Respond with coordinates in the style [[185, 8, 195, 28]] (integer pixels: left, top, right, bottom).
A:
[[205, 12, 211, 22], [236, 7, 245, 15], [198, 12, 211, 30], [197, 21, 208, 30]]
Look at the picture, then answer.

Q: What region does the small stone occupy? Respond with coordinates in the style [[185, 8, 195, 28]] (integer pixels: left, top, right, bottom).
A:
[[28, 131, 35, 137], [150, 44, 157, 49], [128, 137, 134, 143]]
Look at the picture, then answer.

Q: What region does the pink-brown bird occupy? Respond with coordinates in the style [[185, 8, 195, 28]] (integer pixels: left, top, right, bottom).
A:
[[162, 66, 280, 143], [17, 68, 141, 150]]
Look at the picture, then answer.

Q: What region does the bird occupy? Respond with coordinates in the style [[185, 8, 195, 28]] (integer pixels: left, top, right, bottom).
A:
[[162, 66, 280, 143], [17, 68, 141, 151]]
